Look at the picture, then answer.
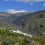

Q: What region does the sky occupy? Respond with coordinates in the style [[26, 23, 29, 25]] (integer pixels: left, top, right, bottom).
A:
[[0, 0, 45, 12]]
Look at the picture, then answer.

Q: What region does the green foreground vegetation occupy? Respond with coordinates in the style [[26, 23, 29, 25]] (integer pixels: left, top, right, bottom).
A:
[[0, 29, 31, 45], [0, 29, 45, 45]]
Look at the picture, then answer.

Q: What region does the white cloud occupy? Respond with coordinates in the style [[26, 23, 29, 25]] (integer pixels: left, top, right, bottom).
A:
[[3, 0, 45, 2], [43, 3, 45, 7], [15, 0, 45, 2], [7, 9, 16, 14], [6, 9, 28, 14], [29, 2, 34, 5], [15, 0, 44, 2], [4, 0, 8, 1]]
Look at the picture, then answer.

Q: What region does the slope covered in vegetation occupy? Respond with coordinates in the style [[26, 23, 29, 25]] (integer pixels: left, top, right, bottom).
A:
[[0, 29, 45, 45]]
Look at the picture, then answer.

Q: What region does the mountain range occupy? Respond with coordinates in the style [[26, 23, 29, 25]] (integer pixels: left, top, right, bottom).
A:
[[0, 10, 45, 37]]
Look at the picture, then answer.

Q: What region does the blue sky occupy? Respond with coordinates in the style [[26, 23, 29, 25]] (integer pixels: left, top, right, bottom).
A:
[[0, 0, 45, 12]]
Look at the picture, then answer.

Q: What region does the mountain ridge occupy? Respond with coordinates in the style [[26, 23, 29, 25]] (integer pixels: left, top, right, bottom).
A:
[[0, 10, 45, 37]]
